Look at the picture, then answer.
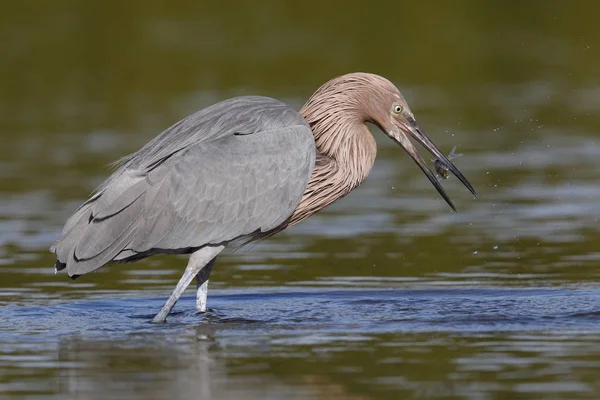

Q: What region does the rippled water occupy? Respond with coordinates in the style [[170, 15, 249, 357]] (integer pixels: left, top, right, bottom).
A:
[[2, 289, 600, 398], [2, 2, 600, 399]]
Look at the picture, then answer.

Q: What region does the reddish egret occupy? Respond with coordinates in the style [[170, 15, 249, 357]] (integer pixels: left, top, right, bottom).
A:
[[51, 72, 476, 323]]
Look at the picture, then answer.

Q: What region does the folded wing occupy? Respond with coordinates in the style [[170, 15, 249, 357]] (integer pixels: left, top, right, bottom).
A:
[[51, 97, 315, 277]]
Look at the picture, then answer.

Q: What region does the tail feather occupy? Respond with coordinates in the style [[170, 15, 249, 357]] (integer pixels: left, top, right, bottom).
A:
[[51, 173, 147, 277], [66, 216, 140, 277], [72, 194, 144, 263], [92, 174, 145, 220], [61, 192, 102, 236], [54, 260, 66, 272], [51, 202, 95, 264]]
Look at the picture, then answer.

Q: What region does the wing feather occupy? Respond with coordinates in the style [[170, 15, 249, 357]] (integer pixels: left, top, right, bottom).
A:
[[51, 96, 315, 277]]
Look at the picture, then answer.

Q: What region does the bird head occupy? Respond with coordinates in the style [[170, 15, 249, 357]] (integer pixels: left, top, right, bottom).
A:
[[302, 72, 476, 211], [361, 74, 477, 211]]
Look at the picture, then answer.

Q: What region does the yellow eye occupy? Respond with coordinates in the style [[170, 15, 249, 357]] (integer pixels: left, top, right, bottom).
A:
[[393, 104, 403, 114]]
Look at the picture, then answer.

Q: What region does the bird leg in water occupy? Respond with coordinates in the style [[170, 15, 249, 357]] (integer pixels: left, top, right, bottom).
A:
[[151, 245, 224, 323], [195, 257, 216, 313]]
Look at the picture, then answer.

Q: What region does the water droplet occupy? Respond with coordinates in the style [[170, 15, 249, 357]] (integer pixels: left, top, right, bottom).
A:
[[473, 251, 478, 255], [493, 245, 498, 250]]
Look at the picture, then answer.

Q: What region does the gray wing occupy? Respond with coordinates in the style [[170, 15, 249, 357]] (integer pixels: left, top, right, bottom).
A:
[[51, 96, 315, 277]]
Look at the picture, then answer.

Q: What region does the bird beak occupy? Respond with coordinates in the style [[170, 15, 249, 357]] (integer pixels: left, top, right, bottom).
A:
[[390, 118, 477, 212]]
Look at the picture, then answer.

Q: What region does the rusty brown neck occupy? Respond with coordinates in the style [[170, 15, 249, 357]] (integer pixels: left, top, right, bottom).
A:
[[284, 102, 377, 227], [304, 109, 377, 186]]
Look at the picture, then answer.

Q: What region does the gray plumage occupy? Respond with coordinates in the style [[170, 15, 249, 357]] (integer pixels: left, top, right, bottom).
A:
[[51, 96, 315, 277], [51, 72, 475, 322]]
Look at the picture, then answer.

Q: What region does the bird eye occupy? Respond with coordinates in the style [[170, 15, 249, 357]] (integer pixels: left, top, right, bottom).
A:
[[393, 104, 403, 114]]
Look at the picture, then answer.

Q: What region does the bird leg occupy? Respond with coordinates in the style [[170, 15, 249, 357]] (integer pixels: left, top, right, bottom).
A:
[[195, 257, 216, 313], [151, 245, 224, 323]]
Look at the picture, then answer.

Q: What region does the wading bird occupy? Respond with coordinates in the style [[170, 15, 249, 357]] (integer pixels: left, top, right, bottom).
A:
[[51, 73, 476, 323]]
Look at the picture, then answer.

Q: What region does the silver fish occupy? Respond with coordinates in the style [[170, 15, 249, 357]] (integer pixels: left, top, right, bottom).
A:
[[433, 145, 463, 179]]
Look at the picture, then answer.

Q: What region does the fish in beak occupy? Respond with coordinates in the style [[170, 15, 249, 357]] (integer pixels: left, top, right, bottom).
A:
[[389, 117, 476, 212]]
